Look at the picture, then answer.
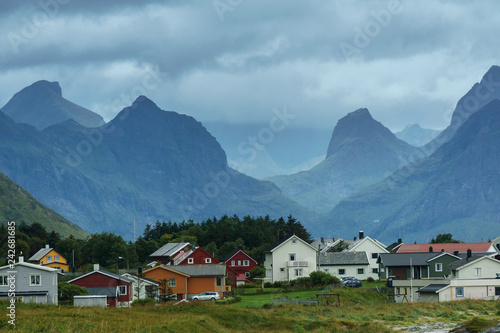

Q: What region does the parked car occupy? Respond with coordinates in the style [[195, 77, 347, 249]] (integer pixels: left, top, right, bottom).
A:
[[341, 277, 362, 288], [191, 291, 220, 301]]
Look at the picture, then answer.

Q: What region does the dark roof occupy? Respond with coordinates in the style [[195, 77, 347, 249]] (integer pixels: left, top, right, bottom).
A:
[[378, 253, 438, 266], [150, 242, 190, 258], [417, 284, 449, 293], [222, 247, 258, 264], [319, 251, 369, 266], [448, 255, 487, 270], [169, 264, 226, 277], [68, 270, 133, 284], [85, 286, 117, 298]]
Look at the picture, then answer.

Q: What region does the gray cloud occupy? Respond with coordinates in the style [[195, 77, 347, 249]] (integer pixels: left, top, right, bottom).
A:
[[1, 0, 499, 131]]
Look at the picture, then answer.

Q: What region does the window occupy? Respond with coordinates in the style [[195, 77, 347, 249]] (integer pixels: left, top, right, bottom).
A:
[[231, 260, 235, 266], [372, 268, 379, 274], [357, 268, 364, 275], [495, 287, 500, 296], [292, 239, 297, 244], [216, 278, 222, 286], [245, 272, 250, 278], [237, 260, 241, 266], [168, 279, 176, 287], [324, 269, 329, 273], [46, 256, 52, 262], [371, 253, 378, 259], [280, 268, 285, 272], [30, 274, 41, 286], [338, 269, 345, 275], [54, 256, 59, 261], [205, 258, 212, 263], [435, 263, 443, 272], [289, 254, 296, 261], [0, 275, 8, 286], [475, 268, 481, 276], [243, 260, 249, 266], [188, 258, 194, 264], [294, 269, 303, 277], [118, 285, 127, 295], [456, 287, 464, 298]]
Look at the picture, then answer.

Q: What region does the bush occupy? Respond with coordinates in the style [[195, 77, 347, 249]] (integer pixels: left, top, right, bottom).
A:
[[131, 298, 157, 306], [309, 271, 339, 286], [215, 296, 241, 305], [58, 282, 88, 302], [366, 277, 375, 283], [264, 282, 273, 288]]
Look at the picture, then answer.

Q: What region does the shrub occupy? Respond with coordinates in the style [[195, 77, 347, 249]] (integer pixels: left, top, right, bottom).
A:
[[215, 296, 241, 305], [366, 277, 375, 283], [310, 271, 339, 286], [264, 282, 273, 288], [131, 298, 157, 306], [58, 282, 88, 302]]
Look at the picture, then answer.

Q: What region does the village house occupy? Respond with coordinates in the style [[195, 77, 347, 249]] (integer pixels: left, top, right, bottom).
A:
[[264, 234, 317, 283], [319, 251, 370, 280], [0, 257, 59, 305], [176, 246, 220, 265], [222, 246, 259, 286], [143, 264, 226, 300], [343, 231, 389, 280], [121, 273, 159, 301], [395, 242, 497, 254], [149, 242, 192, 265], [29, 244, 70, 272], [69, 265, 133, 307]]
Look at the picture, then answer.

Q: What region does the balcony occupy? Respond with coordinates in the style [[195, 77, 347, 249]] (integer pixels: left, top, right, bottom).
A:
[[287, 261, 308, 267]]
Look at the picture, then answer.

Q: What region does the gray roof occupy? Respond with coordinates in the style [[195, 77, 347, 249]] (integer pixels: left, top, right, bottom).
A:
[[29, 246, 52, 261], [319, 251, 369, 266], [150, 242, 190, 257], [378, 253, 438, 267], [311, 238, 342, 252], [85, 287, 117, 298], [168, 264, 226, 277], [448, 255, 486, 270], [417, 284, 449, 293]]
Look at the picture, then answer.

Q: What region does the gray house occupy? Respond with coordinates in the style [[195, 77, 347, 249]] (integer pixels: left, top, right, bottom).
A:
[[0, 258, 59, 305]]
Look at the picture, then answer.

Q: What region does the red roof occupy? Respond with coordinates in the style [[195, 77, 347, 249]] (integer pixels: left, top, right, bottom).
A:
[[396, 243, 493, 253]]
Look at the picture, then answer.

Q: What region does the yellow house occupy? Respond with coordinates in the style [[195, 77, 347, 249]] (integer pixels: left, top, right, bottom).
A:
[[29, 244, 70, 272]]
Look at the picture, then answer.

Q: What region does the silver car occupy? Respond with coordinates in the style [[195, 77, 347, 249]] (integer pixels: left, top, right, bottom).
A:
[[192, 291, 220, 301]]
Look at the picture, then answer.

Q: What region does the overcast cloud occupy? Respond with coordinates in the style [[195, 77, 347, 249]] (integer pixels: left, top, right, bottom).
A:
[[1, 0, 499, 131]]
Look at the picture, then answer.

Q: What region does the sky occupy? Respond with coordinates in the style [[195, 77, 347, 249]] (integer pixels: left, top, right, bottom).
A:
[[1, 0, 499, 132]]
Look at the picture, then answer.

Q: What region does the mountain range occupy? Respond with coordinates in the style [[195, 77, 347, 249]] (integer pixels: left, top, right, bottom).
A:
[[394, 124, 441, 147]]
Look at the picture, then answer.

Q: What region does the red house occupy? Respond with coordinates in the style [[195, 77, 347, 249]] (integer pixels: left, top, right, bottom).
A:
[[222, 247, 259, 286], [69, 267, 133, 307], [176, 247, 220, 265]]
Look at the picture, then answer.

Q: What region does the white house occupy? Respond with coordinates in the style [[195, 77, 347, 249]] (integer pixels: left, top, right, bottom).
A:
[[449, 255, 500, 279], [264, 234, 317, 283], [319, 251, 370, 280], [121, 273, 159, 301], [0, 258, 59, 305], [418, 278, 500, 302], [344, 231, 389, 280]]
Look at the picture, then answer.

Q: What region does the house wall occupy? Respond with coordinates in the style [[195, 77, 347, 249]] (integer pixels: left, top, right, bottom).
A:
[[122, 274, 159, 301], [265, 236, 317, 283], [392, 279, 449, 303], [74, 295, 107, 307], [320, 264, 370, 280], [455, 258, 500, 279], [143, 268, 188, 299], [177, 248, 220, 265], [187, 276, 224, 299], [428, 255, 459, 278], [0, 265, 58, 305], [225, 251, 259, 283], [70, 272, 132, 306], [348, 238, 388, 280]]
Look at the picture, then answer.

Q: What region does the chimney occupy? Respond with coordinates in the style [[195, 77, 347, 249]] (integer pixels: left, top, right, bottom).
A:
[[467, 249, 472, 259], [398, 238, 402, 244], [453, 251, 459, 256], [353, 236, 357, 241], [93, 264, 100, 271], [321, 237, 325, 244], [429, 246, 433, 253], [19, 255, 24, 263], [45, 244, 50, 249], [359, 231, 364, 240]]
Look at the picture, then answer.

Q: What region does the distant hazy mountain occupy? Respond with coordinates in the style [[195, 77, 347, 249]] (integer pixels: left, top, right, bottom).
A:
[[0, 92, 312, 238], [268, 108, 419, 213], [1, 80, 105, 130], [424, 65, 500, 154], [394, 124, 441, 147], [204, 121, 331, 178], [0, 166, 86, 238], [323, 99, 500, 244]]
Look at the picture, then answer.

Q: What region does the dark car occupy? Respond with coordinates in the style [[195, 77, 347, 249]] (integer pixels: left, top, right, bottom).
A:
[[342, 277, 362, 288]]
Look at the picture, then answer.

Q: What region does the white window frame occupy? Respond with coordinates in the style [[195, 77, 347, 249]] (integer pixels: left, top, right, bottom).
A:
[[357, 268, 364, 275], [245, 272, 250, 278], [289, 253, 296, 261], [371, 253, 378, 259], [188, 258, 194, 264], [46, 256, 52, 262], [292, 239, 297, 244], [435, 263, 443, 272], [338, 269, 345, 275], [205, 258, 211, 264], [456, 287, 464, 298], [243, 260, 249, 266], [280, 267, 285, 272], [118, 285, 127, 295], [30, 274, 41, 286], [231, 260, 235, 266], [0, 275, 8, 286], [372, 268, 379, 274], [54, 255, 60, 262], [475, 267, 481, 276], [168, 278, 176, 287], [294, 269, 303, 277], [237, 260, 241, 266]]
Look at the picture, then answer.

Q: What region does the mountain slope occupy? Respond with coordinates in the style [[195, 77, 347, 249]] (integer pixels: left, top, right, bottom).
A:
[[424, 65, 500, 154], [1, 80, 105, 130], [0, 171, 87, 238], [0, 95, 313, 238], [394, 124, 441, 147], [268, 108, 419, 213], [323, 99, 500, 244]]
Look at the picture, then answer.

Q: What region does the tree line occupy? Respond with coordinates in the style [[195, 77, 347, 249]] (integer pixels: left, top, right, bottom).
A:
[[0, 214, 311, 271]]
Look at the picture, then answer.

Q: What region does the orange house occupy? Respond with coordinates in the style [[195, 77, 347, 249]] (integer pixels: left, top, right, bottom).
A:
[[143, 264, 226, 300], [29, 244, 70, 272]]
